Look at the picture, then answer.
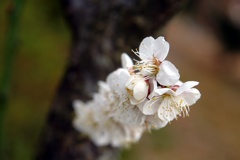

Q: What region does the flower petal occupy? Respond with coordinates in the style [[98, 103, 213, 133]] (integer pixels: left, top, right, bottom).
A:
[[128, 95, 142, 105], [148, 78, 157, 94], [136, 99, 147, 113], [153, 36, 170, 61], [175, 81, 199, 95], [133, 80, 149, 102], [106, 68, 130, 99], [121, 53, 133, 69], [181, 88, 201, 106], [113, 102, 145, 126], [157, 98, 178, 122], [73, 100, 85, 114], [139, 36, 154, 60], [126, 77, 148, 105], [126, 76, 136, 90], [142, 99, 161, 115], [151, 88, 173, 98], [146, 114, 168, 129], [156, 60, 180, 86], [94, 129, 110, 146]]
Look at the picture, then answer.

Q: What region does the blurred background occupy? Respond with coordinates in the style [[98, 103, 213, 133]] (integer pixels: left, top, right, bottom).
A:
[[1, 0, 240, 159]]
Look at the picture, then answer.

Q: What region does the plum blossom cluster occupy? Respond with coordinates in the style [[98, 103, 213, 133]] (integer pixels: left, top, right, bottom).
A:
[[73, 36, 201, 148]]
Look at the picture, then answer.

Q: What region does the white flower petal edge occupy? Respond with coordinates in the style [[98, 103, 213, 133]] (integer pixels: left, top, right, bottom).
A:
[[121, 53, 133, 70], [156, 60, 180, 86], [145, 114, 168, 130], [139, 36, 155, 60], [152, 36, 169, 61], [181, 88, 201, 106], [175, 81, 199, 95]]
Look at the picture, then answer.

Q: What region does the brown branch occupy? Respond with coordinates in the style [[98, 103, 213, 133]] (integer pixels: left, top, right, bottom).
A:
[[36, 0, 189, 159]]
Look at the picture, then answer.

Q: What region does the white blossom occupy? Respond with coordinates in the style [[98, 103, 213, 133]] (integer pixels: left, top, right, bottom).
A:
[[133, 36, 180, 86], [142, 81, 201, 122], [72, 36, 201, 148], [106, 68, 146, 126], [73, 81, 144, 147], [121, 53, 133, 70], [121, 53, 150, 105], [125, 76, 149, 105]]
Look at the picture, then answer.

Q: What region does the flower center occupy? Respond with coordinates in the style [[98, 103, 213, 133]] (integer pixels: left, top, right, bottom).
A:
[[153, 94, 190, 122], [132, 57, 160, 79], [168, 95, 190, 118]]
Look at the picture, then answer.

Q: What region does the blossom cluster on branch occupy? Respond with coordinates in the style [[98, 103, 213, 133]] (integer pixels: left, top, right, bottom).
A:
[[73, 36, 201, 148]]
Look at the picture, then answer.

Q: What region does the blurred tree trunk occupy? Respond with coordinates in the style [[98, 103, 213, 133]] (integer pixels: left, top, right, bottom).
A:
[[36, 0, 189, 159]]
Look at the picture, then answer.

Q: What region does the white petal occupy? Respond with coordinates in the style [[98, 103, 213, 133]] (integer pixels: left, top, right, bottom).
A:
[[156, 60, 180, 86], [142, 99, 161, 115], [126, 76, 136, 90], [113, 103, 144, 126], [175, 81, 199, 95], [126, 77, 149, 105], [133, 80, 149, 102], [128, 96, 140, 105], [181, 88, 201, 106], [97, 81, 110, 93], [139, 36, 154, 60], [148, 88, 172, 99], [158, 98, 178, 122], [149, 78, 157, 93], [153, 36, 170, 61], [111, 129, 126, 147], [94, 129, 110, 146], [175, 80, 183, 86], [146, 114, 168, 129], [73, 100, 85, 114], [106, 68, 130, 99], [129, 126, 144, 142], [136, 99, 147, 113], [121, 53, 133, 69]]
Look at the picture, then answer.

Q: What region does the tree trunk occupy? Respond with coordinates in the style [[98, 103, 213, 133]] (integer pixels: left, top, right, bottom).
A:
[[36, 0, 189, 159]]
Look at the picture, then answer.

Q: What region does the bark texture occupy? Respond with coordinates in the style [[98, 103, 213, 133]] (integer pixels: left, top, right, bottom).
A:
[[37, 0, 189, 159]]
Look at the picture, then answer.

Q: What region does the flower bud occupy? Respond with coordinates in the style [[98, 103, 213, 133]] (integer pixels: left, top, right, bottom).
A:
[[126, 77, 149, 105]]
